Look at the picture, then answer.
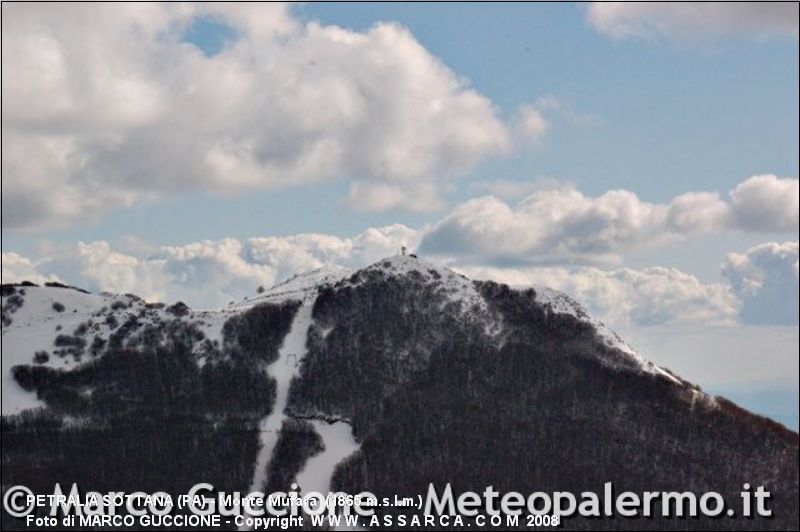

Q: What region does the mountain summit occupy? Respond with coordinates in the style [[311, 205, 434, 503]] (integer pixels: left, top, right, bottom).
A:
[[1, 256, 798, 530]]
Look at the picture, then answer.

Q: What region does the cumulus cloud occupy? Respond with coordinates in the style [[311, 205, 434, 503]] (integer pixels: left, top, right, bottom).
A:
[[515, 105, 549, 145], [722, 241, 799, 325], [1, 225, 418, 308], [511, 97, 598, 147], [420, 188, 671, 264], [1, 3, 510, 229], [729, 175, 799, 233], [457, 264, 739, 327], [419, 175, 799, 264], [587, 2, 799, 40], [1, 252, 60, 286]]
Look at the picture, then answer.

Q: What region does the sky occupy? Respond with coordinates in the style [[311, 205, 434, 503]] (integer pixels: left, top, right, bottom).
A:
[[1, 2, 799, 426]]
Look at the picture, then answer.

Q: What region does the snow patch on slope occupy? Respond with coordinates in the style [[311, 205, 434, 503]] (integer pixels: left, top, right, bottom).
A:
[[1, 285, 230, 415], [243, 297, 361, 530], [227, 266, 352, 309], [2, 287, 128, 414], [295, 420, 359, 496], [245, 302, 315, 508]]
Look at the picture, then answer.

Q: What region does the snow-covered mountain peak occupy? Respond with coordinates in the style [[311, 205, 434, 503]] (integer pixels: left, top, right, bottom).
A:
[[358, 254, 492, 316], [365, 253, 458, 276], [363, 253, 488, 287]]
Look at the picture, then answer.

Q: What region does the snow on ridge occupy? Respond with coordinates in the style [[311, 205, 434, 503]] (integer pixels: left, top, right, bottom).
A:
[[519, 284, 680, 384], [226, 265, 353, 309], [2, 286, 129, 414], [360, 254, 491, 316], [364, 253, 457, 277], [226, 254, 492, 317], [1, 285, 230, 415]]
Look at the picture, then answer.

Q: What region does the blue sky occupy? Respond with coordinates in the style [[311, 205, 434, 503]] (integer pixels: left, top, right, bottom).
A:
[[2, 3, 799, 426]]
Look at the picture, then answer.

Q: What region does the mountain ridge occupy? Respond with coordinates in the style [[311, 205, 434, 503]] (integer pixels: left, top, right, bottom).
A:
[[0, 254, 788, 427], [2, 254, 798, 530]]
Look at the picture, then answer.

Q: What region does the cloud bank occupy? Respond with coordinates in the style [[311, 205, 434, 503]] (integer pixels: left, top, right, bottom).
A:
[[419, 175, 799, 264]]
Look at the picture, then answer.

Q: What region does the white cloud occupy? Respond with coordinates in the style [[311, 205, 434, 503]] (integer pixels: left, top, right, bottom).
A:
[[729, 174, 799, 233], [511, 97, 600, 148], [587, 2, 799, 40], [663, 191, 729, 234], [722, 241, 799, 325], [419, 175, 798, 263], [515, 105, 549, 145], [201, 2, 298, 39], [457, 264, 739, 327], [1, 252, 60, 286], [419, 187, 670, 263], [1, 3, 510, 229]]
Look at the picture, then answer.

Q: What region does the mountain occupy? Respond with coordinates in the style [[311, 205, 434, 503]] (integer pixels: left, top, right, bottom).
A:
[[1, 256, 798, 530]]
